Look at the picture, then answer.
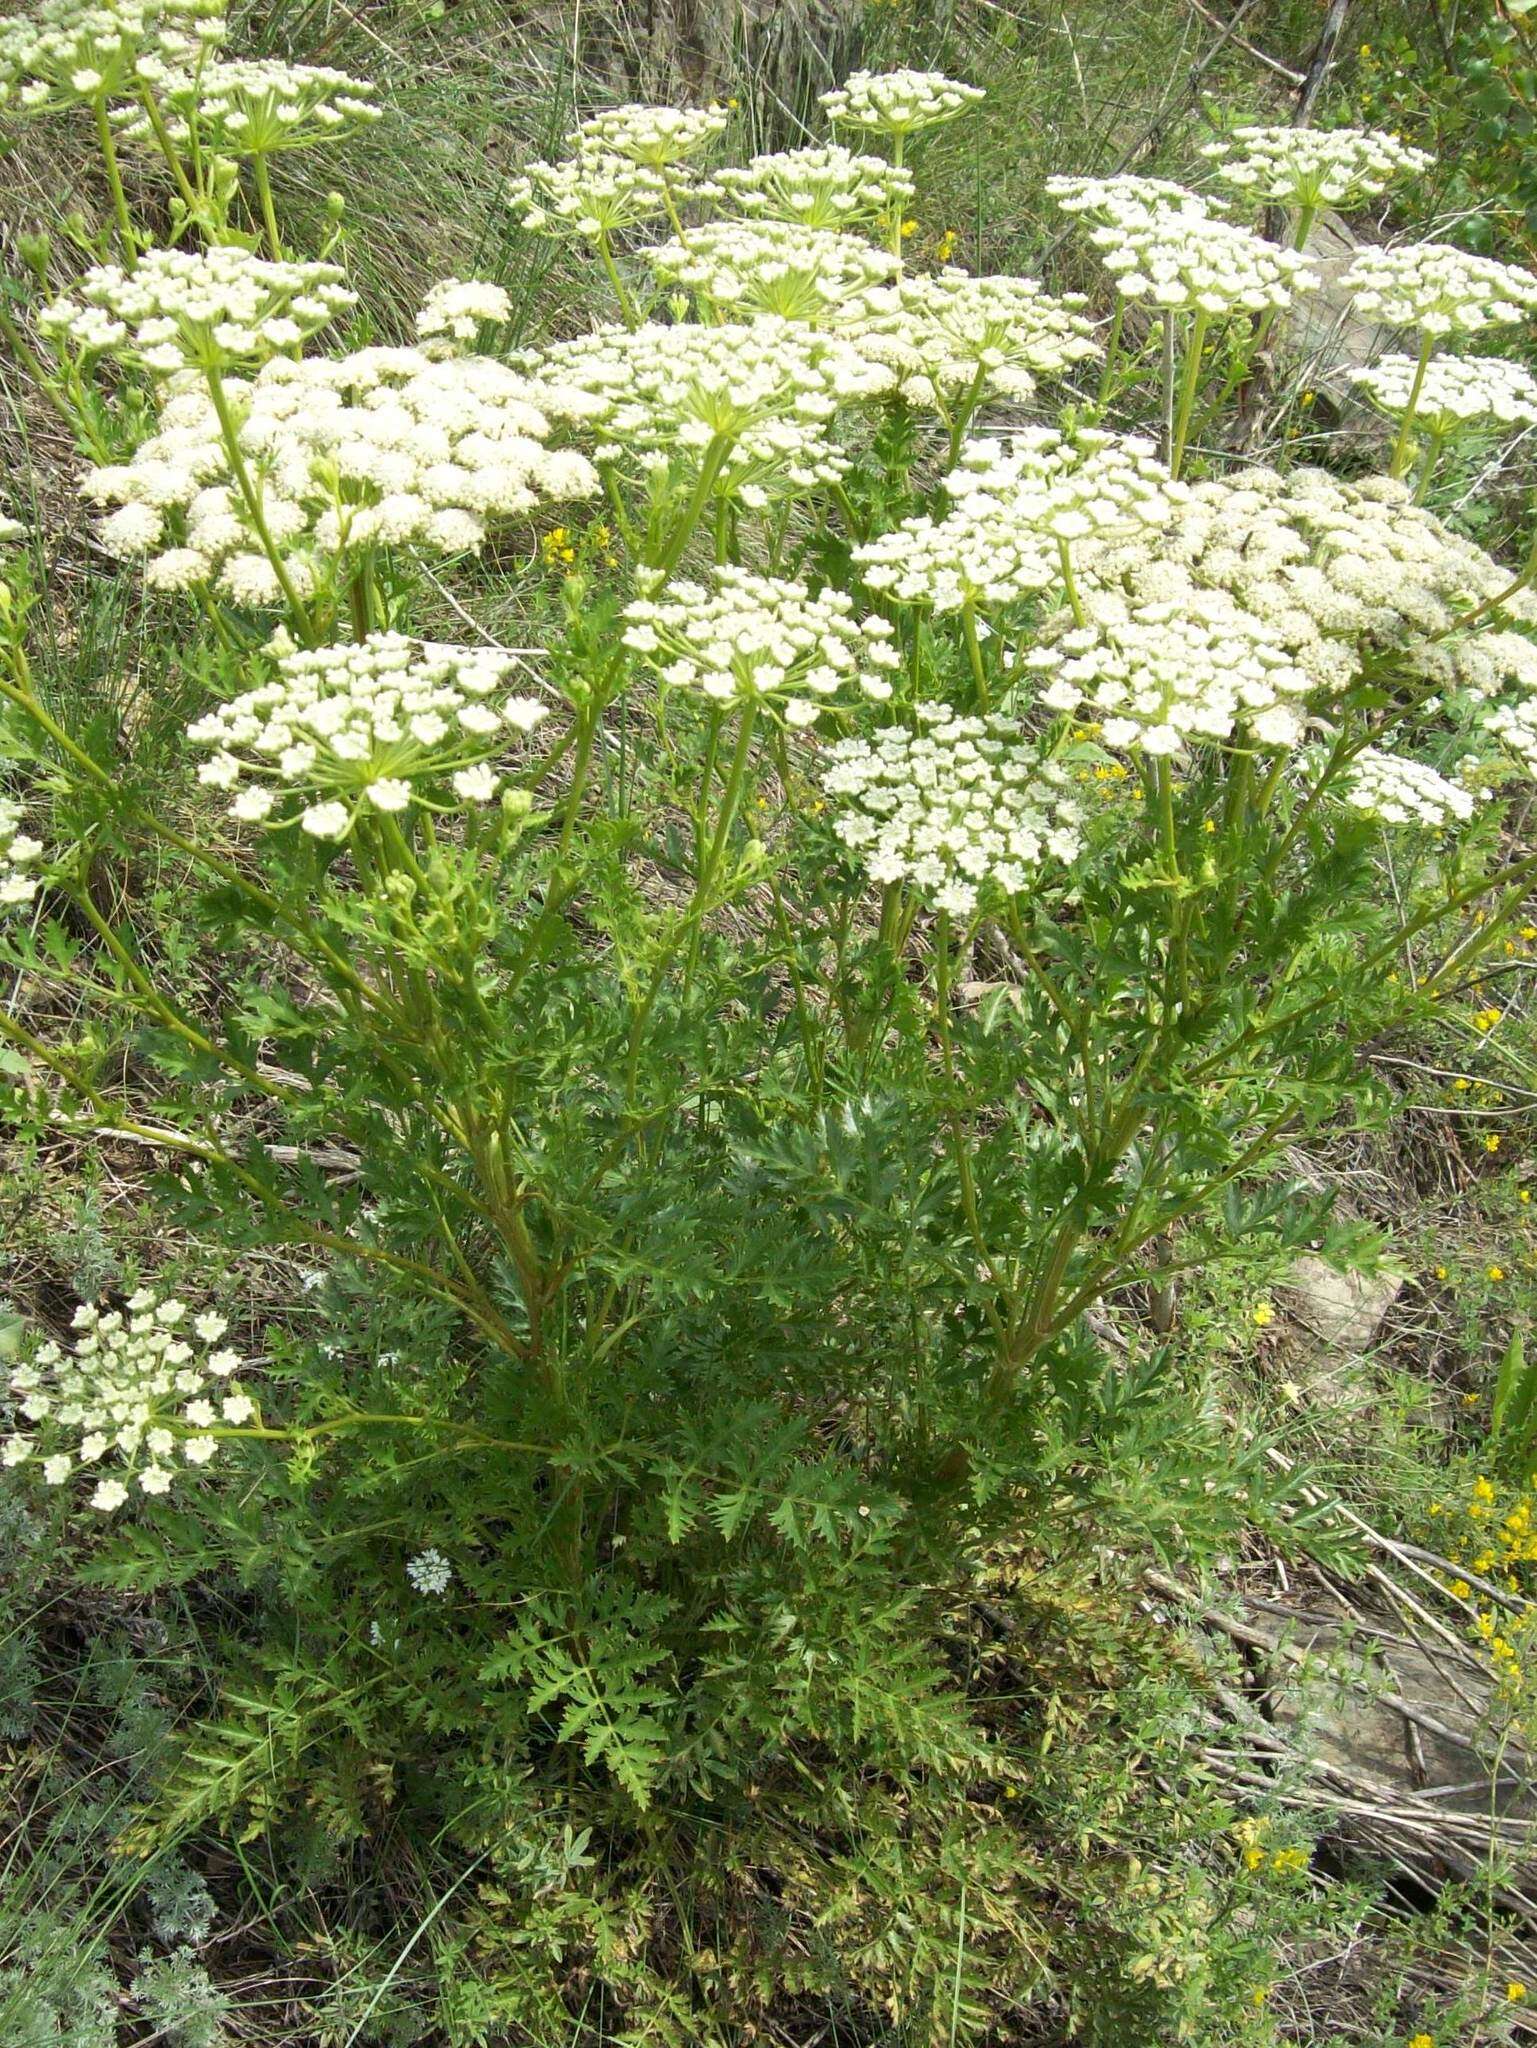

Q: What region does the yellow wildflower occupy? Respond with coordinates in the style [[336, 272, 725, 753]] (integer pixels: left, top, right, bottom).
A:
[[1489, 1265, 1506, 1281], [1474, 1006, 1503, 1031], [1486, 1135, 1502, 1153], [1252, 1304, 1275, 1328]]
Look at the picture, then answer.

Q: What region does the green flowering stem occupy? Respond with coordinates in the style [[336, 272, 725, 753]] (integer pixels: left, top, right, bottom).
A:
[[134, 82, 198, 212], [595, 231, 639, 330], [651, 434, 731, 577], [960, 600, 991, 713], [92, 95, 137, 268], [204, 363, 315, 639], [1389, 333, 1436, 479], [251, 153, 285, 261], [1168, 308, 1210, 479], [1413, 430, 1447, 505], [1057, 539, 1086, 628], [0, 306, 111, 462], [1093, 297, 1125, 417], [887, 133, 906, 261], [933, 911, 1011, 1349]]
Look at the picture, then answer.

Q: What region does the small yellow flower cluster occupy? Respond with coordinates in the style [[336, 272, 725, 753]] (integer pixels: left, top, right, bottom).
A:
[[1232, 1816, 1309, 1876], [1437, 1469, 1537, 1702]]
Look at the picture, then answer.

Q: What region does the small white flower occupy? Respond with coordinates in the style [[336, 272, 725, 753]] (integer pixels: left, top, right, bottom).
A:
[[406, 1546, 454, 1596], [91, 1478, 128, 1511]]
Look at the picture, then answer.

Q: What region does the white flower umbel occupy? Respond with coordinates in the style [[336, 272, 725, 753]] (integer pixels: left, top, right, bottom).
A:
[[1350, 352, 1537, 437], [82, 344, 601, 601], [1136, 465, 1537, 691], [1338, 745, 1475, 826], [415, 278, 512, 357], [406, 1547, 454, 1596], [702, 143, 914, 229], [111, 56, 378, 153], [1087, 205, 1315, 314], [623, 565, 898, 726], [39, 244, 354, 372], [0, 797, 43, 907], [505, 153, 671, 240], [0, 0, 223, 113], [642, 221, 897, 321], [188, 631, 547, 836], [1021, 577, 1314, 754], [569, 101, 728, 168], [824, 710, 1082, 916], [3, 1291, 249, 1510], [856, 429, 1184, 614], [947, 428, 1189, 544], [854, 505, 1059, 614], [1486, 697, 1537, 780], [1346, 242, 1537, 340], [820, 69, 984, 139], [843, 268, 1098, 408], [1201, 125, 1431, 209], [1046, 174, 1220, 225], [530, 318, 894, 505]]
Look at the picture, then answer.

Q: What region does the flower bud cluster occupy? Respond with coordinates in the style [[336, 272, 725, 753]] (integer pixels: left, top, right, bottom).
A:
[[505, 153, 671, 240], [643, 221, 897, 320], [855, 504, 1059, 614], [703, 143, 914, 228], [39, 244, 355, 371], [1087, 206, 1316, 315], [112, 55, 377, 153], [529, 318, 893, 499], [824, 710, 1082, 915], [819, 68, 984, 137], [0, 797, 43, 907], [1350, 352, 1537, 435], [1201, 124, 1431, 207], [0, 0, 223, 112], [414, 278, 512, 356], [844, 268, 1098, 407], [1339, 745, 1475, 826], [1346, 242, 1537, 339], [3, 1293, 249, 1510], [1022, 576, 1313, 753], [188, 631, 547, 837], [569, 101, 728, 168], [82, 343, 600, 601], [623, 565, 898, 726]]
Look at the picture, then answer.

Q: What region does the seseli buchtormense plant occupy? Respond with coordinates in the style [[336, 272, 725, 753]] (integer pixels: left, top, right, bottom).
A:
[[5, 33, 1537, 2037]]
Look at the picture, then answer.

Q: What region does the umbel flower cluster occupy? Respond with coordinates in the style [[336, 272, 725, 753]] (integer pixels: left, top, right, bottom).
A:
[[505, 152, 670, 241], [1114, 466, 1537, 694], [1201, 124, 1432, 207], [702, 143, 914, 228], [855, 429, 1184, 614], [82, 343, 600, 601], [623, 566, 899, 725], [415, 278, 512, 356], [643, 221, 898, 321], [1046, 173, 1222, 224], [39, 244, 355, 371], [189, 632, 548, 837], [0, 797, 42, 907], [1350, 352, 1537, 435], [819, 68, 984, 137], [1345, 241, 1537, 339], [528, 319, 893, 498], [1022, 578, 1314, 753], [1085, 205, 1316, 314], [1339, 745, 1476, 827], [2, 1293, 251, 1511], [569, 101, 728, 168], [0, 0, 224, 112], [823, 711, 1083, 915], [110, 55, 379, 154], [845, 269, 1098, 407], [1486, 698, 1537, 781]]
